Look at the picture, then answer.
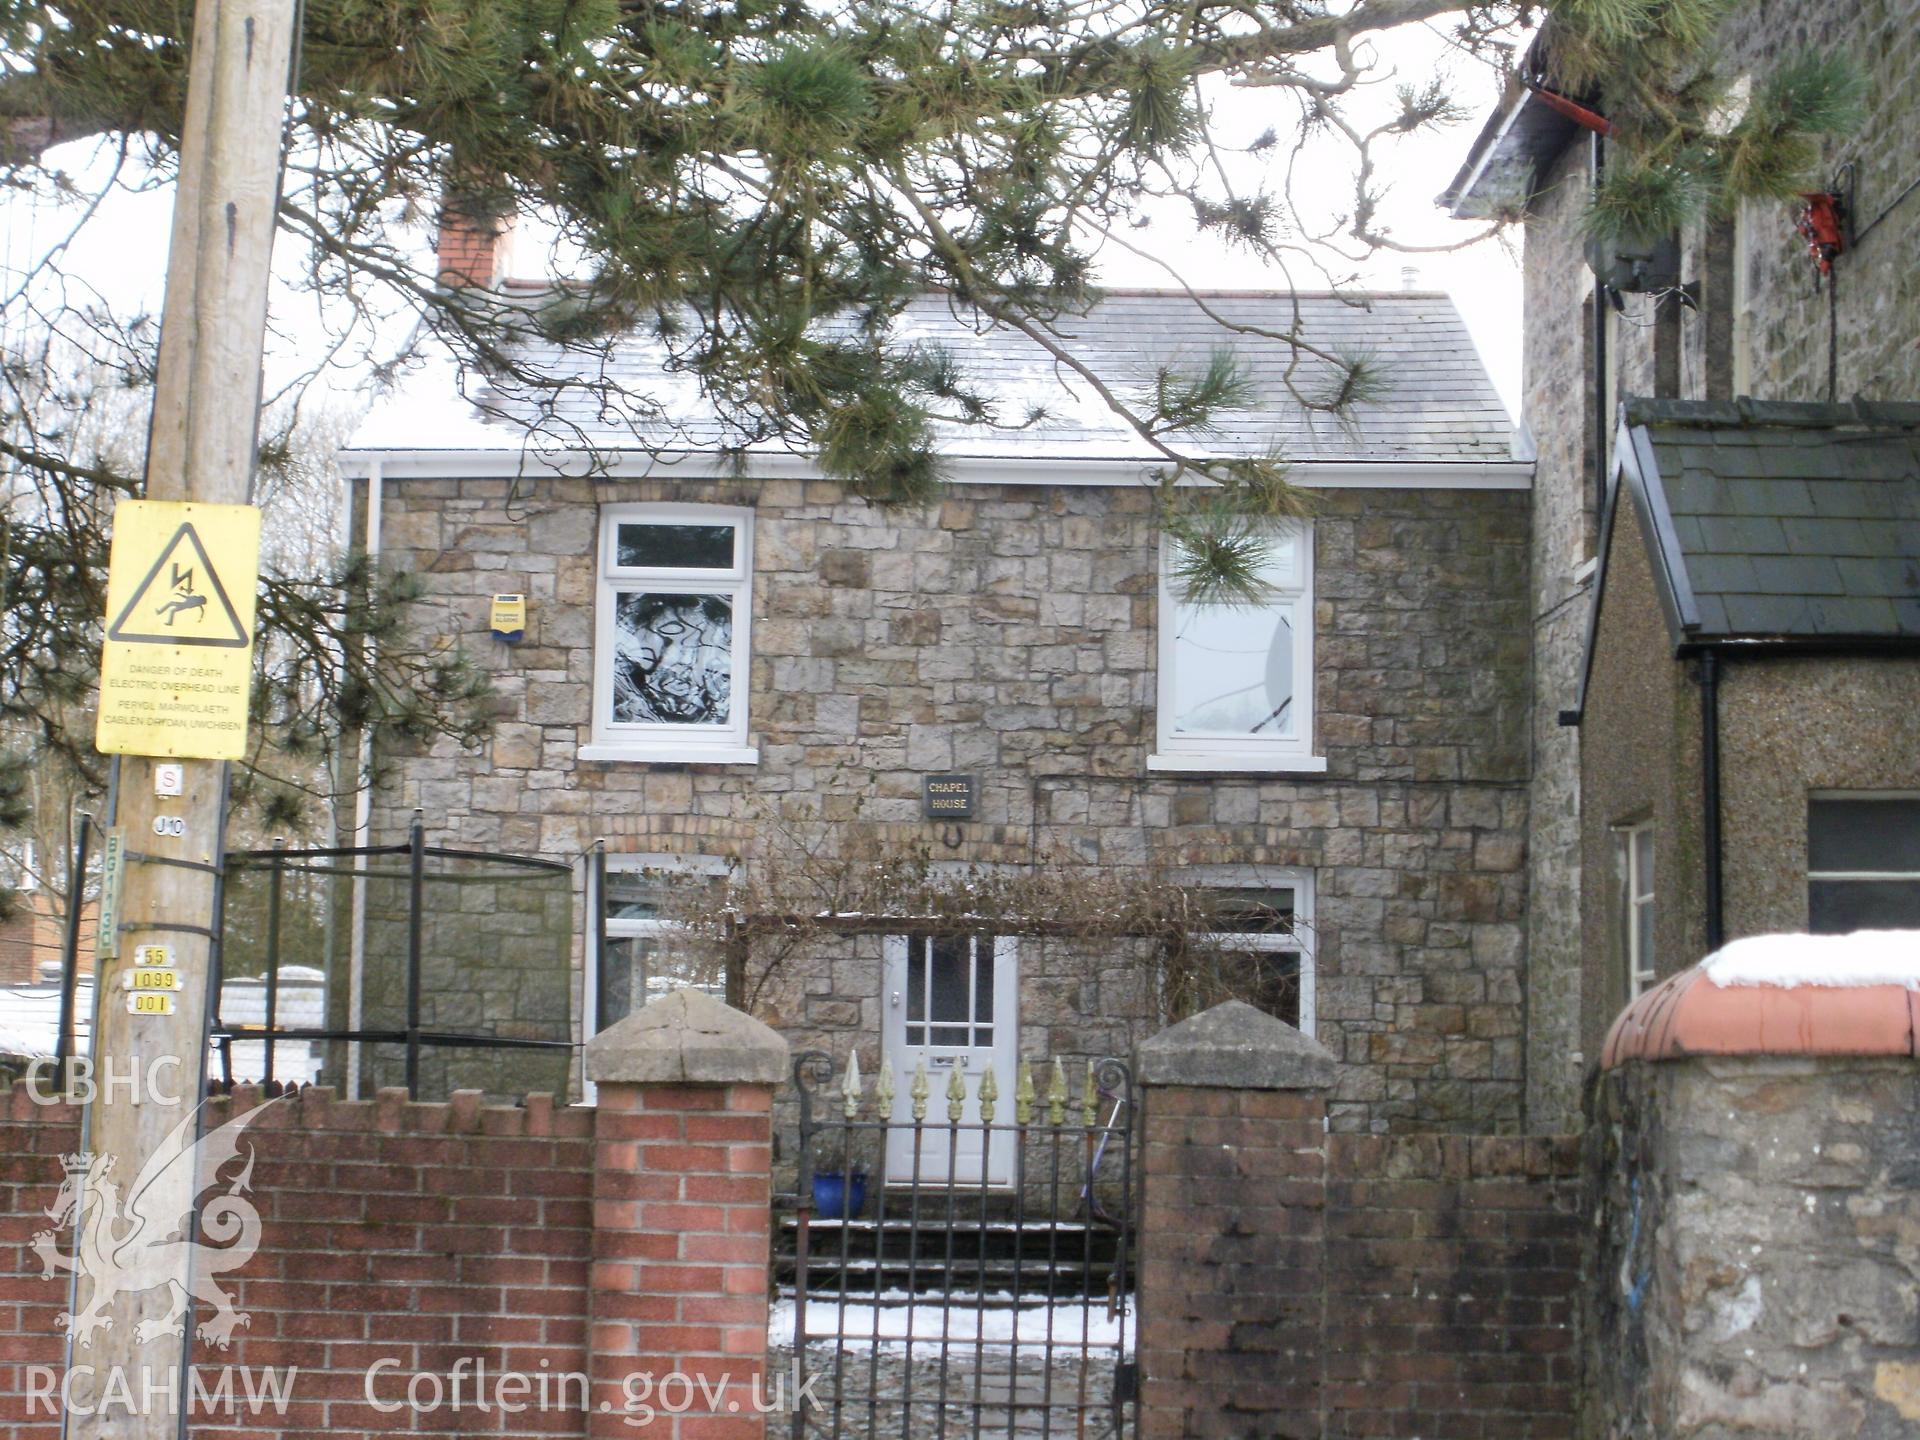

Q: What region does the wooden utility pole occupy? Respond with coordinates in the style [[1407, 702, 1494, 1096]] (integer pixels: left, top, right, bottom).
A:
[[74, 0, 296, 1432]]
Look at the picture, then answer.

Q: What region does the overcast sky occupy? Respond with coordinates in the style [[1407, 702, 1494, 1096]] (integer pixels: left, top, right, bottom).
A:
[[0, 22, 1521, 423]]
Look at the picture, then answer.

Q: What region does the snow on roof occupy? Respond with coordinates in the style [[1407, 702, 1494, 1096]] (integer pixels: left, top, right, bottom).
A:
[[1601, 930, 1920, 1067], [348, 290, 1515, 465], [1702, 931, 1920, 990]]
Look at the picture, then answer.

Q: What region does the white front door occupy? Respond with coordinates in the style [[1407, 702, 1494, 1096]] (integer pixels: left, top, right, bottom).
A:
[[882, 934, 1018, 1186]]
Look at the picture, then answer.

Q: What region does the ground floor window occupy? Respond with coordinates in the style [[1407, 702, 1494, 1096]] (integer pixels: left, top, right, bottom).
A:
[[1198, 879, 1314, 1033], [588, 852, 730, 1038], [1808, 796, 1920, 933]]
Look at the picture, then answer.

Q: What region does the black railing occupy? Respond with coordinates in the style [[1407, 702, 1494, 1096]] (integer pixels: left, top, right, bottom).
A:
[[216, 818, 574, 1099], [786, 1051, 1139, 1440]]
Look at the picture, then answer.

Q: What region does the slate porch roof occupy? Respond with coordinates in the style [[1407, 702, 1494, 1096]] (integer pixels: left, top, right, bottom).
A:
[[1568, 397, 1920, 719], [348, 290, 1516, 467]]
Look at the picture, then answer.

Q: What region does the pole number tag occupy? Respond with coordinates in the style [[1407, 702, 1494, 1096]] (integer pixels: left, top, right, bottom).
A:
[[152, 815, 187, 838]]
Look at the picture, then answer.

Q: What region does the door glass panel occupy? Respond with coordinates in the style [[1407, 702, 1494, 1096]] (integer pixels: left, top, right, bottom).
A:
[[974, 942, 995, 1024], [929, 935, 970, 1022], [930, 1025, 968, 1046], [907, 947, 926, 1022]]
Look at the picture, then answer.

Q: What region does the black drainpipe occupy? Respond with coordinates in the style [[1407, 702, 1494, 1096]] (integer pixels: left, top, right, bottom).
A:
[[1591, 132, 1610, 517], [1697, 649, 1725, 951]]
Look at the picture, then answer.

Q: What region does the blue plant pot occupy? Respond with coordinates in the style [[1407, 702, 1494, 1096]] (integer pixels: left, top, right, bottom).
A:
[[812, 1170, 867, 1218]]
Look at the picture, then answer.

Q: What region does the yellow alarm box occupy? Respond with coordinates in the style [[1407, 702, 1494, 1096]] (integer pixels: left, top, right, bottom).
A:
[[490, 594, 527, 644]]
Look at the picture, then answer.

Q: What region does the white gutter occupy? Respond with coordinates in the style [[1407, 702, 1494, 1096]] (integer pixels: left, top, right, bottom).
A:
[[338, 448, 1533, 490], [346, 459, 381, 1100]]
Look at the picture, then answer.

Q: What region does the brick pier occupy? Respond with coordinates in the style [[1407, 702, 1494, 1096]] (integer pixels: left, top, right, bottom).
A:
[[1135, 1001, 1581, 1440]]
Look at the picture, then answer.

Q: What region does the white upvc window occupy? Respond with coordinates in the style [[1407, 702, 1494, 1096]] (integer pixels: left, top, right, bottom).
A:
[[1613, 821, 1656, 999], [583, 851, 731, 1100], [1149, 522, 1324, 774], [584, 504, 757, 764], [1198, 873, 1316, 1035]]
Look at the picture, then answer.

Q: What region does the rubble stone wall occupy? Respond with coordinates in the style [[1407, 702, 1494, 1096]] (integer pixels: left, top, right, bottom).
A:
[[1586, 1055, 1920, 1438], [371, 477, 1532, 1134]]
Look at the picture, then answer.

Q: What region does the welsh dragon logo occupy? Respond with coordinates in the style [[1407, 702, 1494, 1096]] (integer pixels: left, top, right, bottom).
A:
[[32, 1101, 278, 1349]]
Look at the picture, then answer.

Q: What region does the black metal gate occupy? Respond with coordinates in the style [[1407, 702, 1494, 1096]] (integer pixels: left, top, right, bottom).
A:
[[785, 1051, 1139, 1439]]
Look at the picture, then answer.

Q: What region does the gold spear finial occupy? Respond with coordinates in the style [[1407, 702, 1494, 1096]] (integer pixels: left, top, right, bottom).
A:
[[875, 1051, 896, 1114], [978, 1066, 999, 1126], [842, 1050, 863, 1121], [946, 1064, 967, 1123], [910, 1057, 930, 1123], [1048, 1057, 1068, 1126], [1082, 1060, 1100, 1128], [1015, 1061, 1036, 1126]]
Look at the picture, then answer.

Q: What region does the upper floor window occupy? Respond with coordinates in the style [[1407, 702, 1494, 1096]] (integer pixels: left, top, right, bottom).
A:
[[585, 505, 757, 764], [1613, 820, 1655, 998], [1150, 522, 1323, 773], [1808, 797, 1920, 933]]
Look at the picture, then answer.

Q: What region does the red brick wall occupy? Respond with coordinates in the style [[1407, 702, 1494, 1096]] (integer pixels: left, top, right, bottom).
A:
[[0, 1082, 596, 1439], [1140, 1084, 1581, 1440], [1140, 1085, 1330, 1439], [588, 1082, 774, 1440], [1323, 1134, 1581, 1438]]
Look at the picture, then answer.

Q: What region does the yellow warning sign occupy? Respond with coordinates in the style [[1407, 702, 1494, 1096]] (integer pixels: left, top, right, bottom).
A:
[[96, 500, 261, 759]]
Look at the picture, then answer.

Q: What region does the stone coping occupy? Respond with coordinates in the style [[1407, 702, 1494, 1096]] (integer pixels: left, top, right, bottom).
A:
[[585, 987, 789, 1086], [1601, 968, 1920, 1068], [1136, 999, 1336, 1089]]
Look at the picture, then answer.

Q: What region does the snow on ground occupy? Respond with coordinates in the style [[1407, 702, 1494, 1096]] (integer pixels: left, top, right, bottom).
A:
[[1702, 931, 1920, 990], [771, 1293, 1131, 1356], [0, 977, 323, 1083]]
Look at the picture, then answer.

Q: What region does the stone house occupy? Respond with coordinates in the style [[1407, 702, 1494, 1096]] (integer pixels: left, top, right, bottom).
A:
[[1442, 0, 1920, 1126], [1568, 397, 1920, 1063], [341, 284, 1534, 1154]]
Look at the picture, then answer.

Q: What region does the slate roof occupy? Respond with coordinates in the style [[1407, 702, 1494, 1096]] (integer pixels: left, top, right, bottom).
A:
[[1567, 397, 1920, 724], [351, 290, 1515, 465], [1621, 398, 1920, 641]]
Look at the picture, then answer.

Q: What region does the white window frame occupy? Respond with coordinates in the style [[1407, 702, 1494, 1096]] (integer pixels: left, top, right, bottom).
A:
[[583, 503, 758, 764], [1149, 521, 1325, 774], [1192, 867, 1316, 1035], [583, 852, 731, 1103], [1614, 821, 1656, 999]]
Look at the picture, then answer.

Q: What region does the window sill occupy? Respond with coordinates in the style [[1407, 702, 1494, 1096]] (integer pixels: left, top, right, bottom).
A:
[[578, 742, 760, 766], [1147, 752, 1329, 775]]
